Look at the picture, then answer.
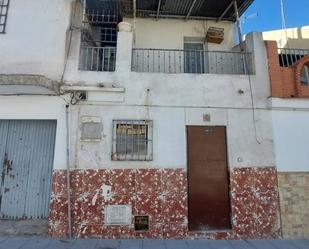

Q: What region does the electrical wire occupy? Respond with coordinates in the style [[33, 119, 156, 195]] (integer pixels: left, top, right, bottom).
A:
[[234, 0, 262, 145], [246, 65, 262, 145]]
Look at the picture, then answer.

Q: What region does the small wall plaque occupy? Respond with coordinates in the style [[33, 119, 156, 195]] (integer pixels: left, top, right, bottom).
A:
[[134, 215, 149, 231], [80, 116, 103, 142], [105, 205, 132, 225]]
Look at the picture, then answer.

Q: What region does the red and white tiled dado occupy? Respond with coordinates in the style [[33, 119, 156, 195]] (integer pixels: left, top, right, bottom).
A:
[[49, 167, 281, 239]]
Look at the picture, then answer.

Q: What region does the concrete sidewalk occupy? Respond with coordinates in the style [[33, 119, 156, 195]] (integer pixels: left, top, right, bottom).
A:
[[0, 238, 308, 249]]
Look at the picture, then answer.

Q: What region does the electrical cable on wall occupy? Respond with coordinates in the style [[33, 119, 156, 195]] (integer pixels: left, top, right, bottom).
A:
[[234, 0, 261, 145]]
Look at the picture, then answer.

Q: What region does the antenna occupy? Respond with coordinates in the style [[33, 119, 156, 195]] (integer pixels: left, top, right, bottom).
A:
[[280, 0, 289, 47], [280, 0, 287, 30]]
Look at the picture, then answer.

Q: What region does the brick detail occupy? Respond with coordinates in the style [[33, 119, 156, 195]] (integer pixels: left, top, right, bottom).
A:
[[295, 57, 309, 97], [265, 41, 309, 98]]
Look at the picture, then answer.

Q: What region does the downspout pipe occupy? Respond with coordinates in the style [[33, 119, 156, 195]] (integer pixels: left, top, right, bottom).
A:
[[65, 104, 72, 239]]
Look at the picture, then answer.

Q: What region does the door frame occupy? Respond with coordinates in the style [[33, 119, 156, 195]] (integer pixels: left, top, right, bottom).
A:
[[186, 125, 232, 231]]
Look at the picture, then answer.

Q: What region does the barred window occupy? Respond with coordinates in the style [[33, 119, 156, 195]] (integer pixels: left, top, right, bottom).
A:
[[112, 120, 153, 161], [0, 0, 9, 34]]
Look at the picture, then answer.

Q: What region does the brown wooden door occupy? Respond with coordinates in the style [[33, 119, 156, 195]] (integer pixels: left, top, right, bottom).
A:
[[187, 126, 231, 231]]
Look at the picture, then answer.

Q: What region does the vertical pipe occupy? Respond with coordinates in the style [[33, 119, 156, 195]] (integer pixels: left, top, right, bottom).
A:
[[133, 0, 137, 47], [233, 0, 247, 74], [233, 0, 243, 47], [82, 0, 86, 23], [65, 105, 72, 239]]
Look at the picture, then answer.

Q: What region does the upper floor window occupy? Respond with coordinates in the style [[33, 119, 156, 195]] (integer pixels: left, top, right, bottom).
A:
[[0, 0, 9, 34], [112, 120, 153, 161], [300, 64, 309, 86], [79, 0, 119, 72], [184, 41, 206, 74]]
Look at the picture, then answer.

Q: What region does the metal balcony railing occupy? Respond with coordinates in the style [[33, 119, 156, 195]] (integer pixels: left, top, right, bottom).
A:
[[79, 46, 116, 72], [278, 48, 309, 67], [132, 49, 254, 75]]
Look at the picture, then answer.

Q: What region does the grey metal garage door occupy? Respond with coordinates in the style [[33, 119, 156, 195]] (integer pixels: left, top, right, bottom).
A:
[[0, 120, 57, 219]]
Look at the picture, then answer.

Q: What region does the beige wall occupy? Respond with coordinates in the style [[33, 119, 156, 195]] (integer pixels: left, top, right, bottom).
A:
[[263, 26, 309, 49], [124, 18, 237, 51], [278, 172, 309, 238]]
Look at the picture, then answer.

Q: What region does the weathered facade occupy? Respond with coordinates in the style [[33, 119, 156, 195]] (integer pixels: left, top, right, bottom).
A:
[[1, 0, 304, 240]]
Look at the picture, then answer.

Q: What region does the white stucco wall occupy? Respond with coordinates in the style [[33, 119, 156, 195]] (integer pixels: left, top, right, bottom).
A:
[[0, 96, 67, 170], [0, 0, 73, 81], [68, 104, 274, 170], [63, 31, 275, 170], [271, 98, 309, 172], [123, 18, 237, 51]]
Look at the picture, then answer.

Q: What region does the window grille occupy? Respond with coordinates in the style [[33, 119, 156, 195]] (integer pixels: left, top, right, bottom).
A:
[[0, 0, 9, 34], [112, 120, 153, 161], [278, 48, 309, 67], [79, 0, 119, 72], [101, 27, 117, 43]]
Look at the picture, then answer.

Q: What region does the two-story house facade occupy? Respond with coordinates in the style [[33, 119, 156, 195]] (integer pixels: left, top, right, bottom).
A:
[[0, 0, 282, 239]]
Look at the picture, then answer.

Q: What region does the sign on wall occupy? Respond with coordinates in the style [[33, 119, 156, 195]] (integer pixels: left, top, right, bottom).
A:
[[105, 205, 132, 225]]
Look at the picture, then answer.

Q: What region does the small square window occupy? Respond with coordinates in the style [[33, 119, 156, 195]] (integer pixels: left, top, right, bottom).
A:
[[112, 120, 153, 161], [0, 0, 9, 34]]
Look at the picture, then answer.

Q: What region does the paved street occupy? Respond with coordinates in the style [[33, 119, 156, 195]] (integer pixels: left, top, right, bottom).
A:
[[0, 238, 308, 249]]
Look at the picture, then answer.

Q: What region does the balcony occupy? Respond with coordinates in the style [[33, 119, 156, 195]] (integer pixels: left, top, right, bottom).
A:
[[132, 48, 253, 75], [79, 46, 116, 72]]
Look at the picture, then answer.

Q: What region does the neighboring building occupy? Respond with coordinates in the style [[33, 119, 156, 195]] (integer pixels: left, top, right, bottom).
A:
[[263, 26, 309, 50], [0, 0, 284, 239], [264, 26, 309, 239]]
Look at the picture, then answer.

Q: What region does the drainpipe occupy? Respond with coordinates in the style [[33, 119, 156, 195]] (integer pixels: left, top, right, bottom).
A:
[[65, 104, 72, 239]]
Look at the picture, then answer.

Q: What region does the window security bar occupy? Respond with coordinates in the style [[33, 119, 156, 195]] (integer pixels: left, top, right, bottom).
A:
[[0, 0, 9, 34], [112, 120, 153, 161], [278, 48, 309, 67], [83, 9, 118, 24]]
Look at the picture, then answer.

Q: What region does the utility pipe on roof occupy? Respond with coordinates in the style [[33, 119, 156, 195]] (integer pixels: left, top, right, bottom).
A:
[[156, 0, 162, 20], [217, 1, 234, 22], [186, 0, 198, 20], [233, 0, 247, 74], [148, 13, 232, 21], [233, 0, 243, 45]]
